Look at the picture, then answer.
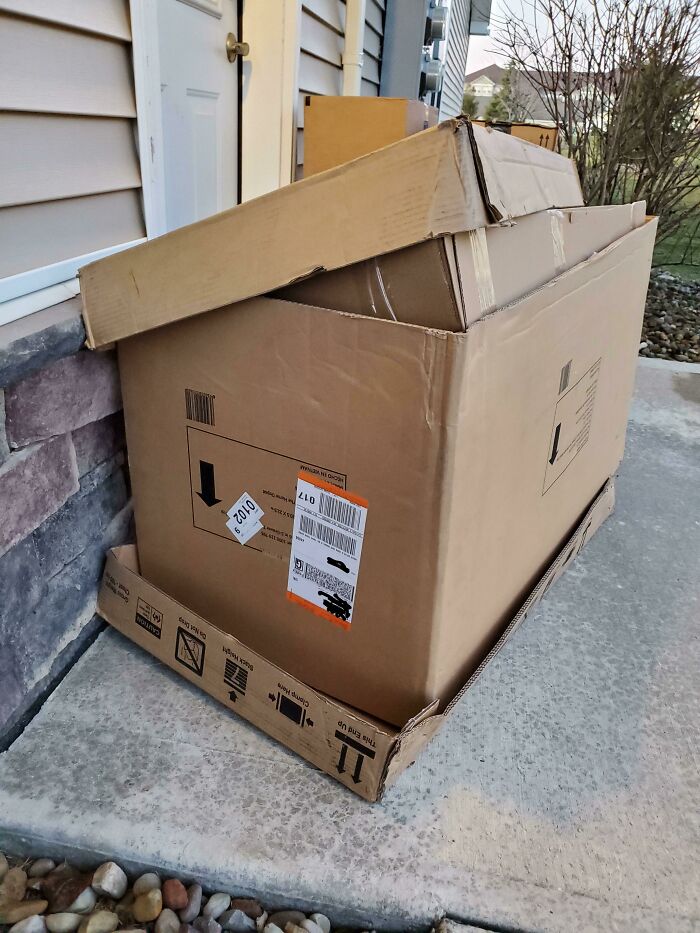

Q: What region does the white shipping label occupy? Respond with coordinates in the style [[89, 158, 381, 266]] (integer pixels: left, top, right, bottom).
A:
[[287, 473, 368, 628], [226, 492, 264, 545]]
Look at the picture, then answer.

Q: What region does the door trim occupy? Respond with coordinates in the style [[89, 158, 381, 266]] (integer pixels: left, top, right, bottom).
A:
[[129, 0, 168, 238]]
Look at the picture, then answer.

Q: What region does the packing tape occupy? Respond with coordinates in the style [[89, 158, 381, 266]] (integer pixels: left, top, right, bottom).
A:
[[468, 227, 496, 314], [549, 209, 567, 272]]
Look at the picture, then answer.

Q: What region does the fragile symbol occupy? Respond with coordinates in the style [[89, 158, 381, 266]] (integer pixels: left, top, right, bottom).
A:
[[175, 627, 206, 676], [334, 730, 376, 785], [197, 460, 221, 507], [549, 423, 561, 465]]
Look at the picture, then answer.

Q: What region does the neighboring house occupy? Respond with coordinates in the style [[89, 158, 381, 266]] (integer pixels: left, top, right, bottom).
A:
[[0, 0, 490, 744], [464, 62, 553, 121]]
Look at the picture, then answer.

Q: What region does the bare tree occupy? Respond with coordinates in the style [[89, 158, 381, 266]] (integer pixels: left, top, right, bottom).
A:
[[493, 0, 700, 242]]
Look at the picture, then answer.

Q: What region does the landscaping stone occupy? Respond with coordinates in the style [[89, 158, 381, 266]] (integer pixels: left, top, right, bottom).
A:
[[193, 918, 220, 933], [77, 911, 118, 933], [162, 881, 187, 912], [114, 892, 135, 926], [262, 925, 283, 933], [0, 435, 79, 558], [132, 874, 161, 897], [308, 917, 329, 933], [299, 921, 323, 933], [133, 890, 162, 923], [5, 350, 121, 448], [0, 298, 85, 389], [179, 886, 202, 924], [0, 902, 48, 925], [155, 908, 180, 933], [90, 863, 127, 901], [219, 911, 254, 933], [45, 914, 81, 933], [202, 895, 229, 921], [71, 414, 125, 479], [9, 915, 46, 933], [267, 915, 305, 930], [642, 270, 700, 362], [0, 855, 7, 883], [65, 890, 95, 916], [0, 868, 27, 904], [27, 863, 55, 880], [229, 902, 263, 922]]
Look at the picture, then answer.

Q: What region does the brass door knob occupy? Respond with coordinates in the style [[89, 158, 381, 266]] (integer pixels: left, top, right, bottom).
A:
[[226, 33, 249, 63]]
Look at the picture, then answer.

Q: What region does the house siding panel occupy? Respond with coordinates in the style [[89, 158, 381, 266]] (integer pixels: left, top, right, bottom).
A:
[[297, 0, 384, 178], [439, 0, 470, 120]]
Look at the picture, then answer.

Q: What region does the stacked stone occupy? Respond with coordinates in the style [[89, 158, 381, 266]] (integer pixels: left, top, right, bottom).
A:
[[0, 857, 360, 933], [0, 297, 132, 746]]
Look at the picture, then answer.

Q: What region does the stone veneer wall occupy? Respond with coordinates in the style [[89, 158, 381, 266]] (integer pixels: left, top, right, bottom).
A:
[[0, 296, 133, 746]]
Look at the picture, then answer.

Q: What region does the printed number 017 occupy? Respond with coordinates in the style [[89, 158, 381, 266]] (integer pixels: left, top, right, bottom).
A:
[[298, 492, 315, 505], [234, 498, 256, 525]]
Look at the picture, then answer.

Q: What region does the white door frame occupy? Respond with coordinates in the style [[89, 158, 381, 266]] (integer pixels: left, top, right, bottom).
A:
[[129, 0, 168, 238]]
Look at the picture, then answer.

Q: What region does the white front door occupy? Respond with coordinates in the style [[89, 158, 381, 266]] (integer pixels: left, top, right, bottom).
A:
[[157, 0, 239, 232]]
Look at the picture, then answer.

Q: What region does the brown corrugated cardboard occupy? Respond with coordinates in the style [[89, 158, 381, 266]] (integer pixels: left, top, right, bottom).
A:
[[97, 478, 615, 801], [277, 202, 647, 330], [302, 96, 438, 177], [79, 119, 583, 348], [116, 219, 656, 726]]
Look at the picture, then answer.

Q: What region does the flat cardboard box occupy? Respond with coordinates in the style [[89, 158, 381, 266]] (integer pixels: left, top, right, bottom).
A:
[[276, 202, 647, 331], [79, 119, 583, 348], [97, 478, 615, 801], [302, 96, 438, 177], [116, 220, 656, 726]]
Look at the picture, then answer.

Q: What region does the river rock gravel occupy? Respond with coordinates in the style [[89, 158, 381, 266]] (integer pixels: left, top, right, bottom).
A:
[[642, 271, 700, 363], [0, 854, 372, 933]]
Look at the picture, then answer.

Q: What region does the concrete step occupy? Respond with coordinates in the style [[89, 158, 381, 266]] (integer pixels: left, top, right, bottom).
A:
[[0, 361, 698, 933]]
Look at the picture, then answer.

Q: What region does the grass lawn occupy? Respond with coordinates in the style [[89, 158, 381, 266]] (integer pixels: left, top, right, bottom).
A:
[[653, 200, 700, 282]]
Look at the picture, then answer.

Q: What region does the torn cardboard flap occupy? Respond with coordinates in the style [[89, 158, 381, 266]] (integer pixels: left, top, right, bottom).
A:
[[79, 120, 583, 348], [98, 478, 615, 802]]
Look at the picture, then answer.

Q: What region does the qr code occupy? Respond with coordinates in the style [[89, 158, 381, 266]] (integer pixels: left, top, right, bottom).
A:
[[304, 562, 354, 603]]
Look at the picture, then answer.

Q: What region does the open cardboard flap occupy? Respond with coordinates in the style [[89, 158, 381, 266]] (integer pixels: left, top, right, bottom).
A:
[[97, 479, 615, 802], [79, 120, 583, 348]]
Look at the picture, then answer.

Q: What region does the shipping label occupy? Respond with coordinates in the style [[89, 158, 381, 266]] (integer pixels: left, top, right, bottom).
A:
[[287, 472, 368, 629]]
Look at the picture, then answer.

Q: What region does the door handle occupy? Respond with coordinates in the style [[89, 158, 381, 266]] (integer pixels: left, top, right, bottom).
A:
[[226, 33, 249, 63]]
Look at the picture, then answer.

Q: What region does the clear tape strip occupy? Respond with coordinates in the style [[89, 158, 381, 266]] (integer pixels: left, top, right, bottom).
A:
[[365, 259, 396, 321], [549, 209, 567, 271], [468, 227, 495, 314]]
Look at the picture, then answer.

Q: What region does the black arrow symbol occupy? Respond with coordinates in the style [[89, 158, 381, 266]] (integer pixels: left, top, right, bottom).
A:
[[197, 460, 221, 507], [352, 754, 364, 784], [228, 690, 237, 702], [268, 692, 276, 702], [336, 744, 348, 774], [549, 423, 561, 465], [306, 718, 314, 728]]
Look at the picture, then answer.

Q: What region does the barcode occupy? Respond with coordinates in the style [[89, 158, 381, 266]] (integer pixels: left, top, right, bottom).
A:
[[319, 491, 361, 530], [185, 388, 215, 425], [304, 562, 354, 602], [559, 361, 572, 394], [299, 514, 357, 557]]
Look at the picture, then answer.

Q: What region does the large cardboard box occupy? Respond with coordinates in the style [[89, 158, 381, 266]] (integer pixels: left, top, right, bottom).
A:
[[114, 221, 656, 726], [97, 479, 614, 801], [276, 202, 647, 330], [79, 120, 583, 348], [302, 96, 438, 177]]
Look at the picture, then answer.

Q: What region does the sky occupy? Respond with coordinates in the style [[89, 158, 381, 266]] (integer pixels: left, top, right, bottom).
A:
[[465, 0, 510, 73]]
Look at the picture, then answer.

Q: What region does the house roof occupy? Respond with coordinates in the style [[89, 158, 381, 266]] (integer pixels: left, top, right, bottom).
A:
[[464, 63, 506, 85]]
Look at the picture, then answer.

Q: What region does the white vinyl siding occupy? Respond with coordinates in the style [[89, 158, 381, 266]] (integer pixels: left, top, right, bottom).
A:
[[0, 3, 145, 310], [439, 0, 470, 119], [296, 0, 384, 178]]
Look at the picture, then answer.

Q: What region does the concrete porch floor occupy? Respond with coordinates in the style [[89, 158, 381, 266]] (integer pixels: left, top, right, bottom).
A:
[[0, 360, 699, 933]]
